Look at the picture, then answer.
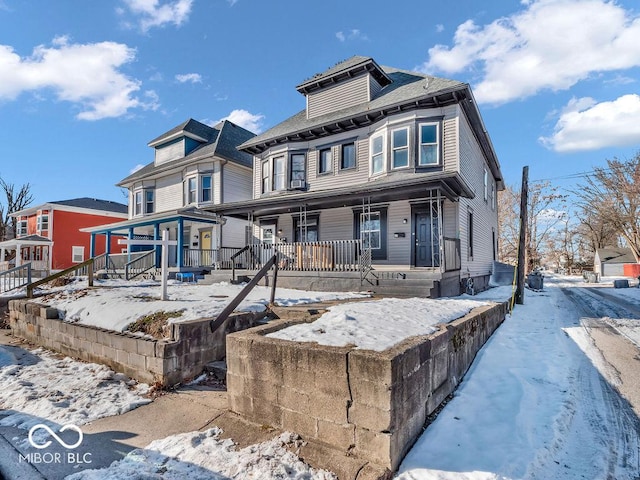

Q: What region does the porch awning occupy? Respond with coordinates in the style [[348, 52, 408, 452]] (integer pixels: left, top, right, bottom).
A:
[[80, 207, 224, 235], [204, 171, 474, 218], [0, 235, 52, 249]]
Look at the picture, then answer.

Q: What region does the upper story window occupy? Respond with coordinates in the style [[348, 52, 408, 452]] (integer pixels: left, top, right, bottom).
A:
[[261, 160, 270, 194], [370, 134, 385, 175], [201, 175, 212, 203], [145, 189, 154, 214], [187, 177, 197, 204], [17, 220, 27, 237], [341, 143, 356, 170], [134, 191, 143, 216], [290, 153, 306, 188], [134, 188, 154, 215], [483, 168, 488, 202], [319, 148, 332, 175], [273, 156, 286, 191], [184, 175, 213, 205], [36, 213, 49, 232], [419, 123, 439, 166], [391, 127, 409, 169]]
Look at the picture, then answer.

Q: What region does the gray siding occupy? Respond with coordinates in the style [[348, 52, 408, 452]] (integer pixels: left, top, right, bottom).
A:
[[221, 217, 248, 248], [307, 74, 370, 119], [155, 139, 185, 165], [223, 163, 252, 203], [369, 75, 383, 100], [442, 107, 459, 174], [458, 113, 498, 277]]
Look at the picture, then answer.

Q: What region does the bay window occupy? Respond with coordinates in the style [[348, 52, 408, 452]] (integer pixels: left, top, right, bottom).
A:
[[201, 175, 212, 203], [419, 123, 439, 166], [391, 127, 409, 169], [370, 134, 385, 175], [319, 148, 332, 174], [273, 156, 286, 191]]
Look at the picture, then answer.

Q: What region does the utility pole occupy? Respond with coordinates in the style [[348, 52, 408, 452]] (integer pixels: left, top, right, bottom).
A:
[[515, 166, 529, 305]]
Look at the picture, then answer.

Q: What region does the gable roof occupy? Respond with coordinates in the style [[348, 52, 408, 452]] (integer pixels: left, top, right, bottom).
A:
[[118, 119, 256, 186], [595, 247, 637, 264], [11, 198, 128, 218], [296, 56, 392, 94]]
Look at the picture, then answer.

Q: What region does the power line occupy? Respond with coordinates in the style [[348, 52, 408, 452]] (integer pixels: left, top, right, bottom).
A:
[[531, 166, 615, 183]]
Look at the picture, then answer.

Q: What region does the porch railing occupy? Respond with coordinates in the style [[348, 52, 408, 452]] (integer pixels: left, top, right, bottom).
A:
[[443, 237, 461, 271], [27, 258, 96, 298], [0, 263, 32, 294], [182, 247, 247, 269], [125, 250, 156, 280]]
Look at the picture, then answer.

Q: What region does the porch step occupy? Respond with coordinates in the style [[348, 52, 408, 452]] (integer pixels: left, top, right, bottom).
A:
[[370, 282, 437, 298]]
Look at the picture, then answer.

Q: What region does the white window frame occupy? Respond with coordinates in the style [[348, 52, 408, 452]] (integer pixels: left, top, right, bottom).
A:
[[72, 246, 85, 263], [201, 174, 212, 203], [134, 191, 143, 216], [483, 168, 488, 202], [391, 127, 410, 169], [418, 122, 440, 166], [370, 133, 386, 175], [340, 142, 356, 170], [17, 220, 27, 236], [36, 213, 49, 232], [273, 156, 286, 191], [318, 148, 333, 175], [145, 189, 154, 214], [360, 211, 382, 250], [290, 153, 306, 185], [261, 160, 271, 194]]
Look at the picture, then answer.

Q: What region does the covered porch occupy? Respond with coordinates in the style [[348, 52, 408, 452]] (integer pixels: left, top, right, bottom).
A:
[[82, 208, 227, 277], [0, 235, 51, 274]]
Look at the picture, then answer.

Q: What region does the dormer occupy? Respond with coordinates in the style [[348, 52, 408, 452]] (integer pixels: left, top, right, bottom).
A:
[[296, 56, 392, 120], [148, 118, 217, 166]]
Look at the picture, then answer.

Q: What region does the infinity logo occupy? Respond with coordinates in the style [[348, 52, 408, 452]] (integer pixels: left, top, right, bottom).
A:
[[28, 424, 83, 450]]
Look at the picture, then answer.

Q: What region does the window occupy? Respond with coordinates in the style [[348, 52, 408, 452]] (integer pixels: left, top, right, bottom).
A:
[[37, 214, 49, 232], [273, 156, 286, 191], [483, 168, 488, 202], [294, 215, 319, 242], [187, 177, 197, 204], [145, 189, 154, 214], [370, 134, 385, 174], [290, 153, 306, 187], [419, 123, 439, 165], [261, 160, 270, 194], [134, 191, 143, 216], [361, 211, 381, 250], [72, 246, 85, 263], [468, 209, 474, 259], [319, 148, 333, 174], [17, 220, 27, 236], [341, 143, 356, 170], [201, 175, 212, 203], [391, 128, 409, 169]]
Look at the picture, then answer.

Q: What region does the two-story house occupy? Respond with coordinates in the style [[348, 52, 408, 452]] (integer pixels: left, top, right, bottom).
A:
[[0, 198, 128, 273], [207, 56, 504, 296], [83, 118, 256, 275]]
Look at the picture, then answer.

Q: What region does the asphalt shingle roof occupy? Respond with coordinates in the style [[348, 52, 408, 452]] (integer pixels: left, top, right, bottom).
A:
[[50, 198, 128, 214], [118, 119, 256, 186], [596, 247, 637, 264]]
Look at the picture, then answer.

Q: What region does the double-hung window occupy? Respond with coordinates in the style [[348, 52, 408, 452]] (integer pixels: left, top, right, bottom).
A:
[[290, 153, 306, 188], [418, 123, 439, 166], [17, 220, 27, 236], [261, 160, 270, 194], [341, 143, 356, 170], [134, 191, 143, 216], [145, 189, 154, 214], [319, 148, 332, 174], [37, 213, 49, 232], [201, 175, 212, 203], [391, 127, 409, 169], [370, 134, 385, 175], [187, 177, 197, 204], [273, 156, 286, 191], [72, 246, 85, 263]]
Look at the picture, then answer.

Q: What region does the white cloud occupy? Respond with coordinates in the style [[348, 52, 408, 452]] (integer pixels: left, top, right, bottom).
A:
[[436, 24, 445, 33], [175, 72, 202, 83], [120, 0, 193, 32], [540, 94, 640, 152], [214, 109, 265, 133], [0, 38, 158, 120], [422, 0, 640, 104], [335, 29, 368, 42]]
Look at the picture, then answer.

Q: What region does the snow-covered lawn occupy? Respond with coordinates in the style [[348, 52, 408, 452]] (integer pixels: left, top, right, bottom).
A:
[[67, 429, 335, 480], [267, 296, 498, 351], [0, 347, 150, 447], [32, 278, 370, 333]]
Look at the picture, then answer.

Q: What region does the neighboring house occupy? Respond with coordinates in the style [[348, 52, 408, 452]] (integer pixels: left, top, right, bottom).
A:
[[83, 119, 256, 272], [0, 198, 128, 273], [594, 247, 637, 276], [207, 56, 504, 295]]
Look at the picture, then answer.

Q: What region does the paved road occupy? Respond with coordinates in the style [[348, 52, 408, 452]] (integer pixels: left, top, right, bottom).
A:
[[561, 286, 640, 418]]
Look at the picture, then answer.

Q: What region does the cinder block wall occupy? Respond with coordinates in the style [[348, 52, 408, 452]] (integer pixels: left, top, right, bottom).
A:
[[9, 299, 265, 386], [226, 301, 507, 472]]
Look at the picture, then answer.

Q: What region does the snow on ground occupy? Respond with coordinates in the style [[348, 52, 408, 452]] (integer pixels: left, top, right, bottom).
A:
[[267, 296, 495, 351], [66, 429, 336, 480], [395, 274, 640, 480], [32, 278, 369, 333], [0, 346, 150, 447]]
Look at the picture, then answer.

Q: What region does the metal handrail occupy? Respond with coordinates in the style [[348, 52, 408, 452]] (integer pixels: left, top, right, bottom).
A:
[[231, 244, 256, 282], [0, 263, 32, 294], [124, 250, 156, 280]]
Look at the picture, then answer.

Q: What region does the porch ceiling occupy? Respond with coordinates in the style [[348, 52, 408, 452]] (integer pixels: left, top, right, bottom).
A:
[[207, 171, 473, 218]]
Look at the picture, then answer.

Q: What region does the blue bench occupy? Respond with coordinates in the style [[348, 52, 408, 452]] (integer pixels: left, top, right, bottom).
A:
[[176, 272, 195, 283]]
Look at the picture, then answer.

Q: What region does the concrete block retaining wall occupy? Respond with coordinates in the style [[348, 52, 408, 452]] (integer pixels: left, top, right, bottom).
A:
[[9, 299, 265, 387], [226, 301, 508, 473]]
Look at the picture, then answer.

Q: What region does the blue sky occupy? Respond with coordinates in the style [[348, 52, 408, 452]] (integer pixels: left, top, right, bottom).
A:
[[1, 0, 639, 207]]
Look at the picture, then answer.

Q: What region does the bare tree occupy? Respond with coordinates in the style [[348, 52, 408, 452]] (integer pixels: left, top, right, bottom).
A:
[[573, 205, 619, 260], [497, 185, 520, 264], [576, 154, 640, 262], [0, 177, 34, 241]]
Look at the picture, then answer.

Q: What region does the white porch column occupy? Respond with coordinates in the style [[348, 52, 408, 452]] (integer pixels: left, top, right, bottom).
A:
[[0, 247, 4, 262], [15, 243, 22, 267]]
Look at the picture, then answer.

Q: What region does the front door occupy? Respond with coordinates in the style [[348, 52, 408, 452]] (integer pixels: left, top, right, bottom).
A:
[[415, 211, 439, 267], [260, 222, 277, 264]]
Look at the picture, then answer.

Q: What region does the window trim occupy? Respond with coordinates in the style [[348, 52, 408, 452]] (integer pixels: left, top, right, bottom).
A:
[[483, 168, 488, 202], [340, 142, 357, 171], [418, 122, 440, 166], [272, 155, 286, 191], [391, 126, 410, 170], [72, 246, 85, 263], [353, 207, 388, 260], [261, 159, 271, 194], [201, 174, 212, 203], [289, 152, 306, 187], [134, 191, 143, 216], [370, 133, 386, 176], [17, 219, 27, 237], [36, 213, 49, 232], [145, 189, 154, 214]]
